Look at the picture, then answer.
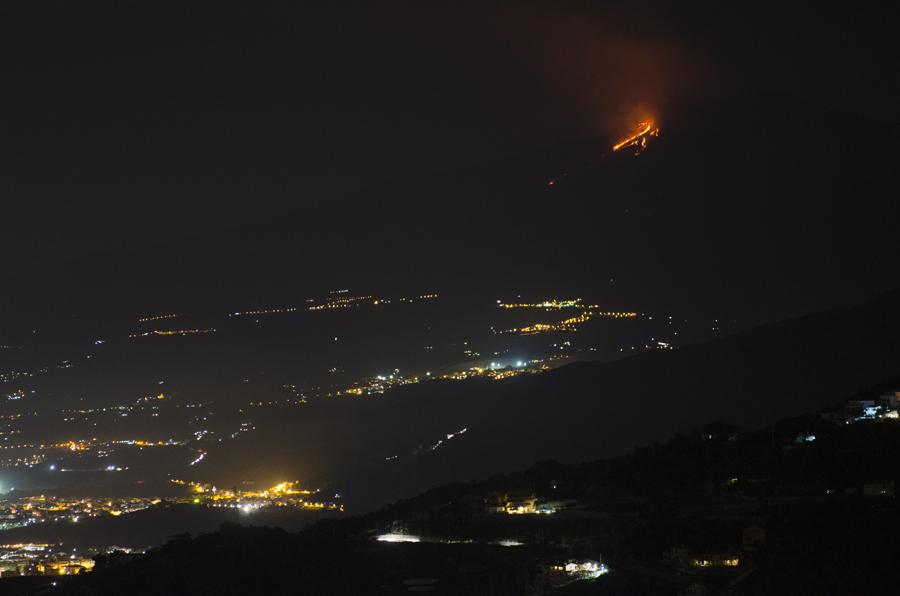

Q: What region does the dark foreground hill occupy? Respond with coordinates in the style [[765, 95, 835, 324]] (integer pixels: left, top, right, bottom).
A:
[[319, 401, 900, 596], [22, 393, 900, 596]]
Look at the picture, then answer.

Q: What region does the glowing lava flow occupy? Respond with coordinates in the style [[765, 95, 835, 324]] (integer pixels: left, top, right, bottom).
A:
[[613, 120, 659, 155], [545, 119, 660, 186]]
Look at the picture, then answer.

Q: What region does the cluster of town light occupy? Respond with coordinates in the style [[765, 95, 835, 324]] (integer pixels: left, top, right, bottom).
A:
[[181, 480, 340, 512], [229, 308, 298, 317], [498, 299, 582, 309], [220, 293, 440, 314], [129, 328, 215, 338]]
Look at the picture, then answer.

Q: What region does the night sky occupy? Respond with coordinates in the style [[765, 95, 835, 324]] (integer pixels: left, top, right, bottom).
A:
[[2, 0, 898, 279]]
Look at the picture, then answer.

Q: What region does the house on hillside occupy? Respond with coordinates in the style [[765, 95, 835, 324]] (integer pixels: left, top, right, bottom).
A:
[[539, 556, 569, 583], [844, 400, 875, 420], [539, 557, 605, 582], [63, 564, 87, 575], [863, 405, 882, 419], [863, 481, 895, 497], [691, 552, 740, 568], [484, 492, 505, 514], [506, 491, 537, 514], [878, 392, 899, 408], [742, 525, 766, 548], [565, 558, 604, 578]]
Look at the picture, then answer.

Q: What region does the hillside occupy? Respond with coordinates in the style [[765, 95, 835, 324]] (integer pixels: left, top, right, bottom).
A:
[[23, 385, 900, 596], [309, 289, 900, 511], [2, 91, 899, 341], [2, 89, 899, 515]]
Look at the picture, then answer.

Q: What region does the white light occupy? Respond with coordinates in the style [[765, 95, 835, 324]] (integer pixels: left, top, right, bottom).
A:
[[377, 533, 420, 543]]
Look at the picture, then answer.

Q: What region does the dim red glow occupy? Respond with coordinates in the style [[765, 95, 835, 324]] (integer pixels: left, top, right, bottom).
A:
[[613, 120, 659, 154]]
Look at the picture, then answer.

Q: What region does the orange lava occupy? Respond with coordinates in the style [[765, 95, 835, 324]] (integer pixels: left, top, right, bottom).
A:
[[613, 120, 659, 154]]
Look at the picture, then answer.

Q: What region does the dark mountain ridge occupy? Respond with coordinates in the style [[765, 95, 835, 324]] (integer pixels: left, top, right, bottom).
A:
[[2, 89, 898, 349]]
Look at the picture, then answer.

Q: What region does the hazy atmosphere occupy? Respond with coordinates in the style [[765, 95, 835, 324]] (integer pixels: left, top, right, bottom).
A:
[[1, 2, 899, 594]]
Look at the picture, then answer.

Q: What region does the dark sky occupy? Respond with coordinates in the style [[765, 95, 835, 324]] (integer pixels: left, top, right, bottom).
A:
[[2, 0, 897, 279]]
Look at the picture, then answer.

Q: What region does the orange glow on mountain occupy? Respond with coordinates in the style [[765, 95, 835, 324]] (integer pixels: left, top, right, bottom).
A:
[[613, 120, 659, 154]]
